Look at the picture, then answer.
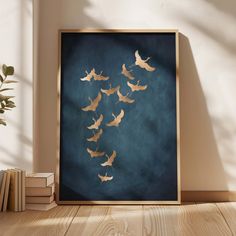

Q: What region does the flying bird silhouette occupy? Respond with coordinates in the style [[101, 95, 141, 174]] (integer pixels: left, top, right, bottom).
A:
[[87, 114, 103, 130], [101, 84, 120, 96], [80, 68, 95, 82], [134, 50, 156, 72], [87, 148, 105, 158], [101, 151, 117, 167], [81, 92, 102, 112], [106, 109, 125, 127], [93, 70, 109, 81], [127, 80, 148, 92], [98, 173, 113, 182], [117, 89, 135, 104], [87, 129, 103, 143], [121, 64, 134, 80]]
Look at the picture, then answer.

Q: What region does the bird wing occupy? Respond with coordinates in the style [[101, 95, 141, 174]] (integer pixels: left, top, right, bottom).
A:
[[87, 148, 104, 157], [122, 64, 134, 80], [87, 114, 103, 130], [116, 110, 125, 123], [94, 71, 109, 81], [142, 63, 156, 72], [135, 50, 141, 61], [127, 81, 137, 92], [87, 129, 103, 142], [117, 89, 123, 99], [138, 85, 148, 91], [117, 89, 134, 103], [87, 148, 93, 156], [100, 88, 109, 95], [101, 86, 120, 96], [92, 92, 102, 108], [82, 92, 102, 111], [98, 174, 103, 181], [110, 151, 116, 163], [105, 176, 113, 181], [106, 110, 124, 127]]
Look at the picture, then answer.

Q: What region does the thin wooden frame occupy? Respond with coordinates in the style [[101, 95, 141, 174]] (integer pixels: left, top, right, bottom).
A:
[[56, 29, 180, 205]]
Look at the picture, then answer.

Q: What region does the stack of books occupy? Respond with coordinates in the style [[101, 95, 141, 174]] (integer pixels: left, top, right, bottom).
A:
[[0, 169, 26, 212], [25, 173, 57, 211]]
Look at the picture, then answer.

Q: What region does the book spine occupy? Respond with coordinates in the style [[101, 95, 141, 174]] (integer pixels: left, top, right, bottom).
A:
[[22, 170, 26, 211]]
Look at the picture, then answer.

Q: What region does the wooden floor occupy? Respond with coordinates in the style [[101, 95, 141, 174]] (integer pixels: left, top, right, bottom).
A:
[[0, 203, 235, 236]]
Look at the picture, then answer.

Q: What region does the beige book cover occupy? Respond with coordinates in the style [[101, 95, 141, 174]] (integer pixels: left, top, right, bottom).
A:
[[26, 201, 57, 211], [0, 171, 7, 211], [2, 171, 11, 211], [22, 170, 26, 211], [26, 183, 55, 196], [26, 173, 54, 188], [26, 195, 54, 204], [8, 169, 18, 211], [17, 169, 22, 211]]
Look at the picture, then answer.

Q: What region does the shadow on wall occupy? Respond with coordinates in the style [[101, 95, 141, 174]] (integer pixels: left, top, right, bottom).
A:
[[179, 33, 227, 190], [0, 0, 33, 171], [35, 0, 104, 173], [205, 0, 236, 20]]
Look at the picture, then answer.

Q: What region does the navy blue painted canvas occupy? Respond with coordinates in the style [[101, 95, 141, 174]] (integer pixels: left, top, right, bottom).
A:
[[59, 32, 178, 201]]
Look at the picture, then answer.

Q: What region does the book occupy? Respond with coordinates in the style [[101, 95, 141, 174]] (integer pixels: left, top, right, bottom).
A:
[[15, 168, 26, 211], [26, 201, 57, 211], [17, 169, 22, 211], [26, 183, 55, 196], [0, 171, 7, 211], [22, 170, 26, 211], [7, 169, 18, 211], [26, 173, 54, 188], [26, 195, 54, 204], [2, 171, 11, 211]]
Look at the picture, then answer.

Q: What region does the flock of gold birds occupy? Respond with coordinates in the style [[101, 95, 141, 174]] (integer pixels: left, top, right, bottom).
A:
[[80, 50, 156, 183]]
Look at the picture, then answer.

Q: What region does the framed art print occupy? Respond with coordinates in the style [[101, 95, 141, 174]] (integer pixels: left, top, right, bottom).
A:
[[57, 30, 180, 204]]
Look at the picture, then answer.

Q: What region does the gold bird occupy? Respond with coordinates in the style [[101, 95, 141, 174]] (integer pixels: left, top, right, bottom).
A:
[[87, 114, 103, 130], [93, 70, 109, 81], [101, 84, 120, 96], [106, 109, 125, 127], [117, 89, 135, 104], [87, 148, 105, 158], [134, 50, 156, 72], [80, 68, 95, 82], [87, 129, 103, 143], [127, 80, 147, 92], [98, 173, 113, 182], [101, 151, 116, 167], [121, 64, 134, 80], [81, 92, 102, 112]]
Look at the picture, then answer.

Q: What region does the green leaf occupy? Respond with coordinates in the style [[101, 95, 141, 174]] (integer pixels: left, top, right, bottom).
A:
[[0, 88, 13, 92], [4, 80, 18, 84], [2, 64, 14, 76], [6, 103, 16, 108], [1, 102, 5, 108], [0, 75, 3, 82], [0, 119, 6, 126]]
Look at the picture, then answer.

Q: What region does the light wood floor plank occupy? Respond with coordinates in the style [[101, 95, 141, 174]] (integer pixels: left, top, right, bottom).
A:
[[0, 206, 78, 236], [143, 203, 231, 236], [66, 205, 143, 236], [217, 202, 236, 235]]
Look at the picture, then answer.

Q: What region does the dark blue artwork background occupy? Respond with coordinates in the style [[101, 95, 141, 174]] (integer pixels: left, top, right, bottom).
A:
[[60, 32, 177, 201]]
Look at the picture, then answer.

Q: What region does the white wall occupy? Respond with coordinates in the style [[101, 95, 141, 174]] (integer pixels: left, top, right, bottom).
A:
[[0, 0, 33, 172], [35, 0, 236, 191]]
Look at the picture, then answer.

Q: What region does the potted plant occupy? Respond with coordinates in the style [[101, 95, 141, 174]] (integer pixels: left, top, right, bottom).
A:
[[0, 64, 16, 126]]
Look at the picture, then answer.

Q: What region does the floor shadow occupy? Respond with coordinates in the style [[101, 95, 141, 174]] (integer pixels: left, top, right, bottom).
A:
[[179, 33, 227, 190]]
